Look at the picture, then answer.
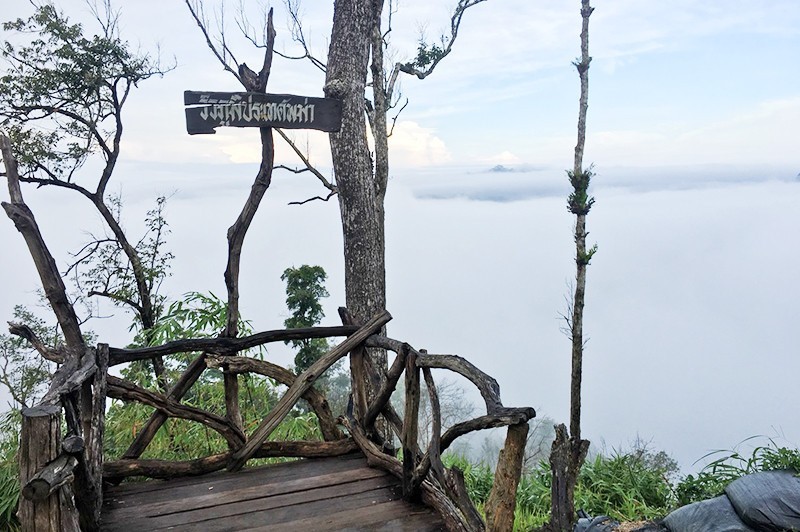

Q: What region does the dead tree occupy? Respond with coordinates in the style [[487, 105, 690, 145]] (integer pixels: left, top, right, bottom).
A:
[[544, 1, 595, 531]]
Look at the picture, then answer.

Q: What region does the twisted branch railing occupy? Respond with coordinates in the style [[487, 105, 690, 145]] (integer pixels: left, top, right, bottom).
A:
[[17, 309, 534, 531]]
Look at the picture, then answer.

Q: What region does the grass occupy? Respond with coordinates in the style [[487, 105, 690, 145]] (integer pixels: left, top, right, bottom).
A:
[[445, 446, 676, 530], [675, 437, 800, 506], [443, 437, 800, 530]]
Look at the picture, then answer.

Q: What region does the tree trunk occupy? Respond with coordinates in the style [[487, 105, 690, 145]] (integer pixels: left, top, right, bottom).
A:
[[18, 405, 65, 531], [325, 0, 387, 345]]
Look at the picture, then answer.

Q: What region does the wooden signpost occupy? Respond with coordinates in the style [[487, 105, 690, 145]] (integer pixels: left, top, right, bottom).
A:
[[184, 91, 342, 135]]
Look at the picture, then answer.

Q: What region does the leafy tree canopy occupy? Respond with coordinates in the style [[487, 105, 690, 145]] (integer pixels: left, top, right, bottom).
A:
[[0, 2, 165, 182], [281, 265, 329, 374]]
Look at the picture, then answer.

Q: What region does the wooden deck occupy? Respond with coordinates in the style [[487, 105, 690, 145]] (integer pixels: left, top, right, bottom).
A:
[[101, 453, 445, 531]]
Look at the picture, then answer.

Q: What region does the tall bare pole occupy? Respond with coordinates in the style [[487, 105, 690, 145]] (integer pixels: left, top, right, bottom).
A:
[[545, 1, 595, 530]]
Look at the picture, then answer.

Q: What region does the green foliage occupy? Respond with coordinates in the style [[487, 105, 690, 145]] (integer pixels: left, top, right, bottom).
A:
[[103, 374, 282, 462], [76, 195, 174, 328], [281, 265, 330, 375], [675, 438, 800, 506], [444, 444, 677, 529], [0, 412, 21, 531], [0, 3, 163, 180], [122, 291, 251, 388], [282, 265, 328, 330], [146, 291, 239, 347], [567, 167, 596, 216], [407, 39, 446, 70], [576, 452, 674, 520]]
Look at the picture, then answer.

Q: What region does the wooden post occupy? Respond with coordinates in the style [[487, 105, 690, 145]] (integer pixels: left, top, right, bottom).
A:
[[485, 421, 530, 532], [18, 405, 62, 531], [401, 349, 419, 500]]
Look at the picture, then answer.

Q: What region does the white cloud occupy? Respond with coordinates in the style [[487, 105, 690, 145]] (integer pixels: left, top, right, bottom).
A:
[[388, 121, 451, 167], [486, 151, 522, 165], [585, 97, 800, 167]]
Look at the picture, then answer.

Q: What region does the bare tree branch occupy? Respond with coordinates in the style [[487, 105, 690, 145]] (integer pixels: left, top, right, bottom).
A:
[[184, 0, 246, 86], [287, 191, 337, 206], [7, 322, 66, 364], [274, 128, 337, 194], [387, 98, 409, 137], [280, 0, 327, 72]]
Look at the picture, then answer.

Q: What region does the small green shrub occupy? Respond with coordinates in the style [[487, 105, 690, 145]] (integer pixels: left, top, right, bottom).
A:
[[576, 452, 674, 521], [675, 438, 800, 506]]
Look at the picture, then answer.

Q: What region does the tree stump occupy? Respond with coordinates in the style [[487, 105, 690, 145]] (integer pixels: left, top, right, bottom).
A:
[[18, 405, 62, 531], [485, 421, 530, 531]]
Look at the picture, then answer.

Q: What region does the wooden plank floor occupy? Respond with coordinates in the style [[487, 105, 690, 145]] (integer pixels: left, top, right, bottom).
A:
[[101, 453, 444, 531]]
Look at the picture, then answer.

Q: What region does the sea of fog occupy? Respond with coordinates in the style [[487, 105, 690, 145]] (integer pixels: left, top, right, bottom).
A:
[[1, 161, 798, 473]]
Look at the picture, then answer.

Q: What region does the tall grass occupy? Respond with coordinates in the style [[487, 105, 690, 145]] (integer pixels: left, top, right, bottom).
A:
[[675, 438, 800, 506], [0, 411, 20, 531], [445, 446, 676, 530]]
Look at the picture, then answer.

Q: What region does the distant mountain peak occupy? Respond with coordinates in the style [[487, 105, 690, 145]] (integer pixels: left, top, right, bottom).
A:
[[489, 164, 515, 173]]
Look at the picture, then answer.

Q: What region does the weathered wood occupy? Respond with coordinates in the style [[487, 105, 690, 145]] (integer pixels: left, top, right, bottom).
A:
[[366, 337, 507, 415], [184, 91, 343, 134], [40, 351, 96, 406], [58, 484, 81, 532], [18, 404, 63, 531], [106, 470, 394, 528], [102, 458, 440, 532], [419, 370, 484, 531], [1, 134, 85, 350], [342, 415, 471, 532], [108, 325, 358, 365], [206, 354, 342, 441], [547, 423, 590, 532], [121, 354, 208, 461], [416, 353, 503, 414], [445, 467, 485, 531], [7, 322, 66, 363], [227, 310, 392, 471], [485, 422, 529, 532], [61, 435, 84, 455], [105, 453, 366, 500], [359, 337, 405, 442], [402, 349, 420, 500], [422, 366, 445, 486], [415, 407, 536, 484], [364, 342, 407, 428], [103, 439, 358, 480], [339, 308, 369, 422], [22, 454, 78, 502], [81, 343, 108, 529], [107, 375, 245, 448]]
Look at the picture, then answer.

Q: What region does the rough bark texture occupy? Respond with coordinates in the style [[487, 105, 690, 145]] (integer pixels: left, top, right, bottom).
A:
[[22, 454, 77, 502], [108, 325, 358, 365], [402, 350, 420, 500], [18, 405, 63, 531], [325, 0, 387, 343], [103, 439, 358, 480], [1, 134, 85, 351], [485, 422, 529, 532]]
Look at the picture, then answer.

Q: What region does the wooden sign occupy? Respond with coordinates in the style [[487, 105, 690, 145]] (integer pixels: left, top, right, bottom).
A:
[[184, 91, 342, 135]]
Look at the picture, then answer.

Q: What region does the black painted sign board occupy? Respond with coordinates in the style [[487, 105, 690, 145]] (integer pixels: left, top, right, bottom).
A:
[[184, 91, 342, 135]]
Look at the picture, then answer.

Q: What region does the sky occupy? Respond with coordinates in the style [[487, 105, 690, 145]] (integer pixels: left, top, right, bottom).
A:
[[1, 0, 799, 473]]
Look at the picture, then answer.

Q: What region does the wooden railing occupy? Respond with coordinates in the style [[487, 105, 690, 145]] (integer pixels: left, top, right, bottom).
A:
[[17, 309, 535, 532]]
